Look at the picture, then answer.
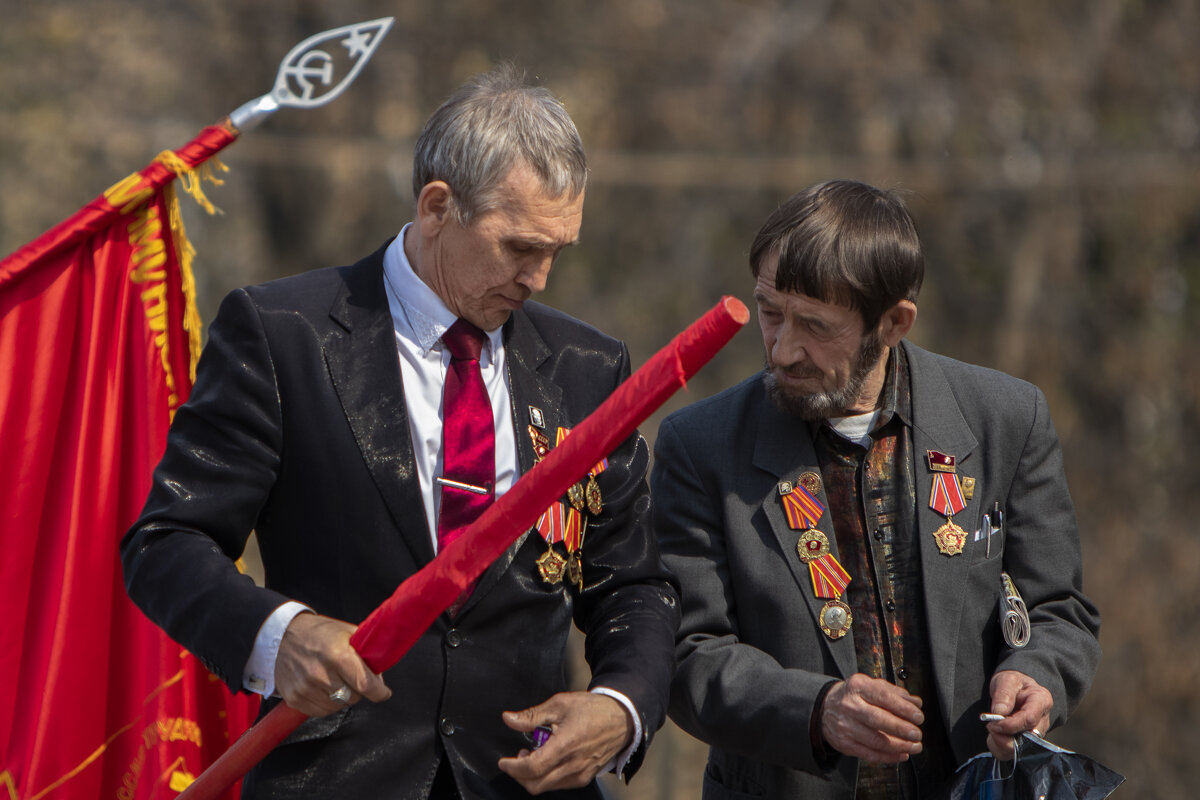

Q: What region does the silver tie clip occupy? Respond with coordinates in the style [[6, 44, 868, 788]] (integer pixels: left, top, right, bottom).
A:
[[436, 476, 490, 495]]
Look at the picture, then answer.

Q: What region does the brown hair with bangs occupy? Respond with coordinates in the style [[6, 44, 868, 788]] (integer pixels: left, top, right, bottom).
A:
[[749, 180, 924, 330]]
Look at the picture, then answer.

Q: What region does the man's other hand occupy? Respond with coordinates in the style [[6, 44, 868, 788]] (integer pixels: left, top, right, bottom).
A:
[[820, 673, 925, 763], [985, 670, 1053, 760], [497, 691, 634, 794]]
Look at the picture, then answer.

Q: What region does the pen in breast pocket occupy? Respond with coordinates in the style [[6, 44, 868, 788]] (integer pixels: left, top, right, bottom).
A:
[[988, 502, 1002, 558], [979, 512, 992, 558]]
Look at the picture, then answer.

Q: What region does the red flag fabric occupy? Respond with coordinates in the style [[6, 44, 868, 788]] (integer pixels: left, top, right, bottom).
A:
[[0, 123, 257, 799]]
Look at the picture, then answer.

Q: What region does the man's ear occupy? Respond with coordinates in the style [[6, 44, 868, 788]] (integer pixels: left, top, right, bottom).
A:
[[879, 300, 918, 346], [415, 181, 455, 234]]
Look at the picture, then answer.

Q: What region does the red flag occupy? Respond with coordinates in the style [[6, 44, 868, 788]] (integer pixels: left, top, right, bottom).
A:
[[0, 123, 257, 799]]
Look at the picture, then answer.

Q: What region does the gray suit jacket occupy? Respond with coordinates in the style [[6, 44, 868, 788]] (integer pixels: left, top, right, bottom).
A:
[[652, 341, 1100, 799]]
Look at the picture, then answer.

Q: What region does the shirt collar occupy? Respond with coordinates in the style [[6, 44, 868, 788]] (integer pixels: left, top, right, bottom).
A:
[[876, 345, 912, 429], [382, 224, 504, 362]]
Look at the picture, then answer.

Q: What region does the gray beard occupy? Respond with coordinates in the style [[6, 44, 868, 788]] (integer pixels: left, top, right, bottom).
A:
[[764, 332, 886, 421]]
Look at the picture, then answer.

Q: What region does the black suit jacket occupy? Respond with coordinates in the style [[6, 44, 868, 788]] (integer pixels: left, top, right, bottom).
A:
[[121, 241, 680, 799]]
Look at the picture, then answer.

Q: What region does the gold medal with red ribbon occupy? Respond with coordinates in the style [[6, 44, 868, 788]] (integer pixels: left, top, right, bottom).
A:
[[531, 426, 604, 586], [781, 476, 853, 639], [927, 450, 969, 556]]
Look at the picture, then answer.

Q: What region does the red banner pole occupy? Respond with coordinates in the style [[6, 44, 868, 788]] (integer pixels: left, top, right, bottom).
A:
[[0, 120, 239, 285], [178, 295, 749, 800]]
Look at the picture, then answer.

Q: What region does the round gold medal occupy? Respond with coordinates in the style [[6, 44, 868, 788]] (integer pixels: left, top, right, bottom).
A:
[[820, 600, 853, 640], [798, 471, 822, 495], [797, 529, 831, 563]]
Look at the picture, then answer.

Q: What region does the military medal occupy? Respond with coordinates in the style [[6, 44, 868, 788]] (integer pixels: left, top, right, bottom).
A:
[[566, 549, 583, 590], [781, 481, 825, 530], [932, 520, 968, 555], [534, 501, 567, 584], [567, 481, 586, 512], [585, 476, 603, 515], [530, 427, 606, 587], [797, 529, 831, 562], [536, 545, 566, 584], [528, 405, 546, 429], [819, 600, 853, 639], [780, 477, 853, 640], [926, 450, 969, 556]]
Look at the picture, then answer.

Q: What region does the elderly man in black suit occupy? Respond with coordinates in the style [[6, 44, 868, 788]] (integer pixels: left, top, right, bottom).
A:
[[122, 65, 679, 799]]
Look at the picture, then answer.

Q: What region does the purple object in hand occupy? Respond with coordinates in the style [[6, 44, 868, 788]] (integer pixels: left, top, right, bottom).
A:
[[531, 726, 552, 749]]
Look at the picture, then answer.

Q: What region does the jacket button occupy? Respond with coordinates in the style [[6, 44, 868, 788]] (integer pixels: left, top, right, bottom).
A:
[[897, 667, 909, 680], [441, 718, 455, 736], [873, 529, 884, 541], [885, 599, 896, 612], [446, 629, 462, 648]]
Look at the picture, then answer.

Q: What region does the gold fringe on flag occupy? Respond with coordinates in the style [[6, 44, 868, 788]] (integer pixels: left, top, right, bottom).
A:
[[152, 150, 230, 382]]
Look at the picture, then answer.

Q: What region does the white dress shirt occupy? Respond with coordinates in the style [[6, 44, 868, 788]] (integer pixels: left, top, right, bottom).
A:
[[243, 226, 639, 772]]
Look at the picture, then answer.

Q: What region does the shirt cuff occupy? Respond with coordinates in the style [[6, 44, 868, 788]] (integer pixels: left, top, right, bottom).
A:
[[589, 686, 642, 779], [243, 601, 312, 697]]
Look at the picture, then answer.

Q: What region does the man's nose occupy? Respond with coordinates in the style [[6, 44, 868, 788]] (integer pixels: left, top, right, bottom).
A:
[[517, 255, 553, 294], [772, 323, 808, 366]]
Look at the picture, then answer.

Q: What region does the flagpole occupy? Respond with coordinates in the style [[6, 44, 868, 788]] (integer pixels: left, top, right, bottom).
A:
[[177, 296, 749, 800], [0, 123, 239, 285], [1, 16, 395, 285]]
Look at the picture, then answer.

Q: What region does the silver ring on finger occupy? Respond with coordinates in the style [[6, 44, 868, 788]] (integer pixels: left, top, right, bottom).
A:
[[329, 685, 352, 705]]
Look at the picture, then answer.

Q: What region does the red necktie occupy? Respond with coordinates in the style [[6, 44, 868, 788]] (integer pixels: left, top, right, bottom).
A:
[[437, 319, 495, 558]]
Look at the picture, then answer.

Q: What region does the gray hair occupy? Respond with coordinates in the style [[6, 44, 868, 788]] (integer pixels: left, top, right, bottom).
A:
[[412, 63, 587, 225]]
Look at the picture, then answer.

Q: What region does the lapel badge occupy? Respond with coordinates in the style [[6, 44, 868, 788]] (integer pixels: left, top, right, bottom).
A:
[[798, 471, 822, 495], [528, 405, 545, 428], [528, 425, 551, 462], [778, 480, 794, 495], [926, 450, 956, 473], [961, 476, 976, 500]]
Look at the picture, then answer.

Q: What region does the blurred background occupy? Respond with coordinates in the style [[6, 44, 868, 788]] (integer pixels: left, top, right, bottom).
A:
[[3, 1, 1197, 796]]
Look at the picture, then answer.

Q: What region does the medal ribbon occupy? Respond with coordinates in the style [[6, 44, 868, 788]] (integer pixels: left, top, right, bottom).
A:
[[810, 554, 851, 599], [558, 425, 608, 477], [536, 501, 565, 544], [929, 472, 966, 517], [782, 485, 825, 530], [562, 505, 583, 551]]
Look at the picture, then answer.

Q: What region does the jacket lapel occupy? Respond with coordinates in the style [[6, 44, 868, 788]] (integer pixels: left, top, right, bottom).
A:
[[752, 393, 858, 678], [325, 245, 436, 567], [904, 342, 980, 714], [455, 307, 559, 615]]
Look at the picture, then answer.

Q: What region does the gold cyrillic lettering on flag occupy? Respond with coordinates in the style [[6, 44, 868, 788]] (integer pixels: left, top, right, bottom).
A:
[[103, 172, 154, 215]]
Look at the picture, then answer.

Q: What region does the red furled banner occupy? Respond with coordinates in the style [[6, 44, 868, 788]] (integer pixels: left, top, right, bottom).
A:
[[0, 123, 257, 800]]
